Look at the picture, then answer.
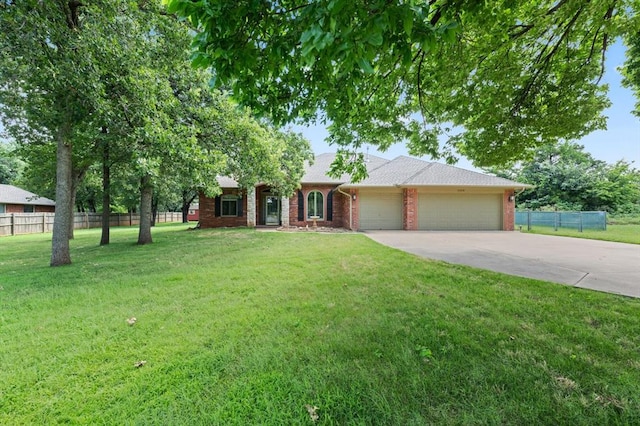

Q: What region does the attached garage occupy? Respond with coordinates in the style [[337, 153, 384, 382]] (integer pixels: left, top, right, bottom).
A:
[[418, 192, 503, 230], [359, 189, 403, 230]]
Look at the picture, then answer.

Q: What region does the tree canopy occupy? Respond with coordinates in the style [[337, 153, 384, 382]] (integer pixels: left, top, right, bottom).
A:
[[0, 0, 311, 264], [0, 142, 23, 184], [168, 0, 637, 175], [490, 142, 640, 214]]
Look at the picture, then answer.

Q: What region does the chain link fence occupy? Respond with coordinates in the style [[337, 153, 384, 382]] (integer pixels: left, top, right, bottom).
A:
[[515, 211, 607, 232]]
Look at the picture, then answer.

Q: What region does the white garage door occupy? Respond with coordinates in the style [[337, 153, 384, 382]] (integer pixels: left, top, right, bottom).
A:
[[418, 193, 503, 230], [359, 190, 403, 230]]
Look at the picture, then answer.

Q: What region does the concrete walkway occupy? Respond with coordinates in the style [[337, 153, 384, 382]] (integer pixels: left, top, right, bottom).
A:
[[364, 231, 640, 298]]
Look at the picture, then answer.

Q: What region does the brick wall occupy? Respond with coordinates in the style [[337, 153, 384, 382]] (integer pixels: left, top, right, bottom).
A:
[[199, 189, 247, 228], [403, 188, 418, 230], [503, 189, 515, 231], [3, 204, 55, 213], [351, 189, 360, 230], [288, 184, 344, 228]]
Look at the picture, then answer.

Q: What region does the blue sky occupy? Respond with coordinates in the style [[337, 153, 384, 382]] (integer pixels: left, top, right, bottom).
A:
[[294, 40, 640, 171]]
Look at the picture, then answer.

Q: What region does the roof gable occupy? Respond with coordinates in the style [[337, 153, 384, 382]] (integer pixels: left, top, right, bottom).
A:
[[0, 184, 56, 206]]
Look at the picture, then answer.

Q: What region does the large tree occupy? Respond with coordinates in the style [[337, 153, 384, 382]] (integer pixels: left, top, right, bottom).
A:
[[168, 0, 636, 176], [0, 1, 118, 265]]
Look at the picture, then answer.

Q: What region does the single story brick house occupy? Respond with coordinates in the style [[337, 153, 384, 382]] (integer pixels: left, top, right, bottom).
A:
[[0, 184, 55, 213], [199, 153, 531, 231]]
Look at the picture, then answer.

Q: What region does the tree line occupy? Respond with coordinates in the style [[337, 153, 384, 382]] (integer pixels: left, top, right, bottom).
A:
[[490, 142, 640, 215], [0, 1, 312, 266]]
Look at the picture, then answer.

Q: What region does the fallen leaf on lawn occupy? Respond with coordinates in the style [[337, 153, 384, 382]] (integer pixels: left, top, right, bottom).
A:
[[305, 404, 319, 423], [134, 360, 147, 368], [126, 317, 137, 326]]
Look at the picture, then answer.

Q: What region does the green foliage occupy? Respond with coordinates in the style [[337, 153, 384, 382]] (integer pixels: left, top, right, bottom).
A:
[[0, 1, 312, 254], [491, 142, 640, 213], [1, 225, 639, 423], [0, 142, 23, 184], [167, 0, 634, 175], [621, 14, 640, 117]]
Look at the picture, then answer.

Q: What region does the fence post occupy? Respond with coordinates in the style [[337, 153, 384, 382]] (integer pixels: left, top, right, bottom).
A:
[[11, 213, 15, 236], [42, 213, 46, 233], [527, 210, 531, 231], [554, 211, 558, 231], [579, 212, 583, 233], [604, 212, 607, 231]]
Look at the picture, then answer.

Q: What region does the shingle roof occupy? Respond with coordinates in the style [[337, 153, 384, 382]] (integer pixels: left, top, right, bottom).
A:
[[408, 161, 530, 187], [301, 152, 388, 184], [343, 156, 531, 188], [215, 153, 531, 189], [216, 152, 390, 187], [216, 176, 240, 188], [0, 184, 56, 206]]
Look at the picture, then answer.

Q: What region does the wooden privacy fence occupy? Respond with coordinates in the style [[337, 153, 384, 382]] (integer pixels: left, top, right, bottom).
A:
[[0, 212, 182, 236]]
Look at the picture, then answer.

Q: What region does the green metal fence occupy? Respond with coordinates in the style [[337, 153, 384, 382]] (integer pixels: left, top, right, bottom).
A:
[[515, 211, 607, 232]]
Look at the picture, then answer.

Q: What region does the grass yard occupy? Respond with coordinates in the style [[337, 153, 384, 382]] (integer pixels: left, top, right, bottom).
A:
[[1, 224, 639, 424], [523, 224, 640, 244]]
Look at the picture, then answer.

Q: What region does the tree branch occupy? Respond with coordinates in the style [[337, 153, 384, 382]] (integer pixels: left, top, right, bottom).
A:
[[511, 5, 585, 115]]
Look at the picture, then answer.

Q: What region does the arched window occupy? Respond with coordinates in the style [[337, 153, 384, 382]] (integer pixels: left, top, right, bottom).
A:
[[307, 191, 323, 219]]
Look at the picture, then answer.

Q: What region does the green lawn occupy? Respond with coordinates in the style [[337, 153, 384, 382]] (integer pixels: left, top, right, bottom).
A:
[[522, 224, 640, 244], [1, 224, 639, 424]]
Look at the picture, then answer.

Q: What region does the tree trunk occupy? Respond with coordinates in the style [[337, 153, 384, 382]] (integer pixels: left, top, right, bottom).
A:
[[68, 181, 77, 239], [51, 126, 73, 266], [137, 174, 153, 245], [181, 190, 197, 223], [100, 141, 110, 245], [151, 194, 158, 227], [181, 204, 189, 223]]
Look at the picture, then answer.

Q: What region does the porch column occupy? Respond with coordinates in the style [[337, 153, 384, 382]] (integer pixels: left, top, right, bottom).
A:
[[281, 196, 290, 227], [247, 188, 256, 228]]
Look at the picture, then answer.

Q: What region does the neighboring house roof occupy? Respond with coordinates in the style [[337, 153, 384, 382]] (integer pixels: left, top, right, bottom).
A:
[[0, 184, 56, 206], [215, 153, 531, 189]]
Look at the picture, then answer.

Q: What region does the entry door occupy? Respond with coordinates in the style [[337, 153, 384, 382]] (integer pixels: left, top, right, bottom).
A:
[[265, 196, 280, 225]]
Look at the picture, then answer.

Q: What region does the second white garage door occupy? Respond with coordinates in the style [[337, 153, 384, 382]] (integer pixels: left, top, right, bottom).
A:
[[418, 193, 503, 230], [359, 190, 403, 230]]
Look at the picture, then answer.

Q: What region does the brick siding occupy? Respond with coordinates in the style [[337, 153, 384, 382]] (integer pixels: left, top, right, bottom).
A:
[[199, 189, 247, 228], [503, 189, 515, 231], [403, 188, 418, 230]]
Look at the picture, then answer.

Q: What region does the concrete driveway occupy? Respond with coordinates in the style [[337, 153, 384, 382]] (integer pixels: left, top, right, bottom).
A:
[[364, 231, 640, 298]]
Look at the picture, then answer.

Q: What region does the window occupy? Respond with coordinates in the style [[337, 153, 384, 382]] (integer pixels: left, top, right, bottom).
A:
[[23, 205, 34, 213], [307, 191, 323, 219], [0, 204, 5, 213], [221, 195, 238, 216]]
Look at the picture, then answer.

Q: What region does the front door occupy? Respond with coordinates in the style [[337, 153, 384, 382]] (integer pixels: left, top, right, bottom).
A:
[[265, 196, 280, 225]]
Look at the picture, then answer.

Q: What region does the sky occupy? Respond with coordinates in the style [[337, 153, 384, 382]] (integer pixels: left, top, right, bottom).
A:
[[292, 40, 640, 172]]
